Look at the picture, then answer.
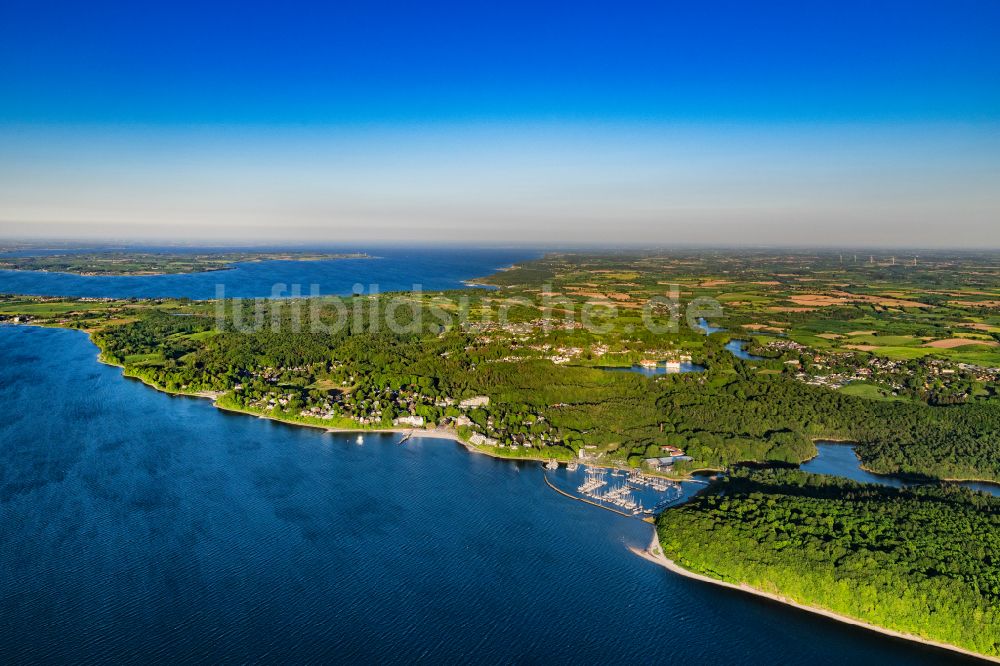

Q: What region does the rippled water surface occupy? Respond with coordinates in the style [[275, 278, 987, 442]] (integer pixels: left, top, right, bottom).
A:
[[0, 326, 978, 664]]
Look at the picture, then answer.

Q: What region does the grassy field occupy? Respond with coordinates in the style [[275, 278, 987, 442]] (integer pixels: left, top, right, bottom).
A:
[[0, 300, 113, 315], [838, 382, 911, 402]]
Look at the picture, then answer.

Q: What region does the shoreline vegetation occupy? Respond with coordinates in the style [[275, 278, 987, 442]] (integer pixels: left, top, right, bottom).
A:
[[99, 344, 672, 473], [14, 322, 984, 662], [72, 322, 999, 663], [4, 254, 1000, 484], [630, 530, 1000, 664], [652, 469, 1000, 662], [91, 337, 1000, 496], [89, 334, 581, 466], [3, 248, 1000, 660], [91, 322, 990, 485], [101, 350, 1000, 486], [806, 438, 1000, 488]]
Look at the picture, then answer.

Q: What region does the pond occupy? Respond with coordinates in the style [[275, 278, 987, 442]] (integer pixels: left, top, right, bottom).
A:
[[694, 317, 726, 335], [724, 339, 766, 361], [599, 361, 707, 376], [695, 318, 766, 361]]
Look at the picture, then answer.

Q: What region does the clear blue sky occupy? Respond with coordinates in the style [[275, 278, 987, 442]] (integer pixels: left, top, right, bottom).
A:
[[1, 0, 999, 245]]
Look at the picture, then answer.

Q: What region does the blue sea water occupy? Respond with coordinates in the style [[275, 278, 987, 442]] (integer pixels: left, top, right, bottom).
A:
[[0, 247, 536, 299], [0, 326, 977, 664]]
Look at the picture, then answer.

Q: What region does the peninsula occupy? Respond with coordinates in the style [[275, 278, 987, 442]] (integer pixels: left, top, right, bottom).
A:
[[0, 250, 370, 275], [2, 248, 999, 660]]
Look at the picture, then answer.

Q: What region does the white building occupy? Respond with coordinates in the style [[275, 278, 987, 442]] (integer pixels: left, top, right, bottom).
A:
[[459, 396, 490, 408], [469, 432, 499, 447]]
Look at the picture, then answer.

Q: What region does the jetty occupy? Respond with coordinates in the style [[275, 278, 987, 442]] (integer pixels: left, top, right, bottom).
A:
[[543, 474, 633, 518], [568, 467, 682, 516]]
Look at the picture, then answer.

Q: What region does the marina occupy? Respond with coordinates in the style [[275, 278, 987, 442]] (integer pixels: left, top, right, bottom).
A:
[[565, 466, 684, 516], [0, 325, 972, 665]]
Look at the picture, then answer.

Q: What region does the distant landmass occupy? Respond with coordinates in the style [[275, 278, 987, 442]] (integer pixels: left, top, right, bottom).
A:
[[0, 250, 370, 276]]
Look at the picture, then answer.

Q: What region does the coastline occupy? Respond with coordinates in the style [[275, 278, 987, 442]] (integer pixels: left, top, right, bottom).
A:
[[11, 323, 1000, 661], [631, 530, 1000, 664], [47, 322, 998, 487], [214, 400, 471, 445], [80, 331, 681, 474], [94, 348, 552, 464], [69, 325, 1000, 486], [809, 437, 1000, 486], [942, 476, 1000, 488], [0, 253, 371, 277], [460, 280, 501, 290]]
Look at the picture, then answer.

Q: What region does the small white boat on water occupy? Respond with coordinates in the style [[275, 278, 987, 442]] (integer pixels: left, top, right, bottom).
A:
[[356, 434, 364, 445]]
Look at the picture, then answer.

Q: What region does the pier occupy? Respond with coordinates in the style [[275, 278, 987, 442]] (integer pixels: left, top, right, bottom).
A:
[[571, 467, 682, 515], [542, 474, 634, 518], [542, 465, 685, 518]]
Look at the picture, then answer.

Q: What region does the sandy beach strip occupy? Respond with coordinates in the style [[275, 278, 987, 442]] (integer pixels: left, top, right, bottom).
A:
[[631, 530, 999, 664]]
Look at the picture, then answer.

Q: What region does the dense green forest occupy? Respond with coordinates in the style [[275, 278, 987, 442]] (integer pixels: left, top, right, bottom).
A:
[[659, 365, 1000, 481], [5, 249, 999, 658], [657, 469, 1000, 657], [79, 302, 1000, 481], [6, 246, 1000, 481]]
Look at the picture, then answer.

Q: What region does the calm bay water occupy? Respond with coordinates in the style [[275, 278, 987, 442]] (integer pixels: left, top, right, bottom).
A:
[[0, 326, 976, 664], [694, 319, 767, 361], [0, 247, 536, 299], [724, 339, 766, 361], [802, 441, 1000, 497]]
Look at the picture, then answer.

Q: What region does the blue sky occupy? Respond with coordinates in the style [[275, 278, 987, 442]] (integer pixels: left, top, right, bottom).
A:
[[1, 1, 999, 245]]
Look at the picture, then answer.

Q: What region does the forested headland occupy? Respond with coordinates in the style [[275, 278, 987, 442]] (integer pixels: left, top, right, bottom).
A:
[[5, 293, 994, 482], [657, 469, 1000, 658], [3, 247, 1000, 659]]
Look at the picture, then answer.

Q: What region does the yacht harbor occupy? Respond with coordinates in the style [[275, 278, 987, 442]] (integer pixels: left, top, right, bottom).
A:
[[544, 464, 688, 517]]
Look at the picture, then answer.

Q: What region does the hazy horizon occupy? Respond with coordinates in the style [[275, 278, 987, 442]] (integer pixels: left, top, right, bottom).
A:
[[2, 2, 999, 248]]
